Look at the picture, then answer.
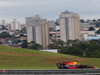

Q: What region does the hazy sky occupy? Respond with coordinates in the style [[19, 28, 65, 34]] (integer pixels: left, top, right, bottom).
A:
[[0, 0, 100, 23]]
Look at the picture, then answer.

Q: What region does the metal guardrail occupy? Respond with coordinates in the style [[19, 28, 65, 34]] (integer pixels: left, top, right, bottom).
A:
[[0, 69, 100, 75]]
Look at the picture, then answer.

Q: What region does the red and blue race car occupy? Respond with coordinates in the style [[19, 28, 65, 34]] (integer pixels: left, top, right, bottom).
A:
[[56, 62, 97, 69]]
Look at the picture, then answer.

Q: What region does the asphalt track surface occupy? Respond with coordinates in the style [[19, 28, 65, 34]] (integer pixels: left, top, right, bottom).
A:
[[0, 69, 100, 75]]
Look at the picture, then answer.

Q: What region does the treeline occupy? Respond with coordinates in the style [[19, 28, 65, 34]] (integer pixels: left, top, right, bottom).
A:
[[21, 40, 42, 50], [48, 40, 100, 58]]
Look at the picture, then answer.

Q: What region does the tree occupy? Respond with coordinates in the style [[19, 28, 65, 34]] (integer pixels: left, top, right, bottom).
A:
[[21, 40, 28, 48], [92, 19, 96, 23], [13, 39, 22, 44], [55, 40, 65, 47], [48, 40, 65, 49], [96, 29, 100, 34], [97, 19, 100, 21], [48, 44, 58, 49], [66, 40, 74, 46], [88, 27, 95, 31], [19, 34, 26, 38], [96, 22, 100, 27], [28, 44, 42, 50], [28, 41, 42, 50], [0, 32, 11, 38], [60, 39, 100, 58], [71, 39, 80, 45], [0, 41, 3, 44], [86, 20, 90, 23], [96, 24, 100, 27], [80, 19, 85, 23]]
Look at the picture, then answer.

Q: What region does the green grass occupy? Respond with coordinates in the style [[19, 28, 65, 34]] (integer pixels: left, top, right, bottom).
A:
[[0, 46, 100, 69]]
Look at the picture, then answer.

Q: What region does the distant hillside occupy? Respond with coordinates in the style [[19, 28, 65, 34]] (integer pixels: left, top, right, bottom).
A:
[[0, 46, 99, 69]]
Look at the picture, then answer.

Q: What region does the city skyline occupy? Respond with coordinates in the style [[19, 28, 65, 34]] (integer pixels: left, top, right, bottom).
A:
[[0, 0, 100, 23]]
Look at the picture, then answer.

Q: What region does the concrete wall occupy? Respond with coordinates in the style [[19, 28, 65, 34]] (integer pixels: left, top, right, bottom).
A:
[[0, 69, 100, 75]]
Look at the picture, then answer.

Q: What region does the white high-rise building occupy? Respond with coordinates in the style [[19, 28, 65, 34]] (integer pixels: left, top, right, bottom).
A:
[[11, 19, 21, 30], [26, 15, 50, 49], [1, 19, 6, 26], [60, 11, 81, 42], [48, 20, 55, 29]]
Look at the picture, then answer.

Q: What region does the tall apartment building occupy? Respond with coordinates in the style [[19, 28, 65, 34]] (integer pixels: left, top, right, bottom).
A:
[[60, 11, 81, 42], [1, 19, 6, 26], [48, 20, 55, 29], [11, 19, 21, 30], [26, 15, 50, 49]]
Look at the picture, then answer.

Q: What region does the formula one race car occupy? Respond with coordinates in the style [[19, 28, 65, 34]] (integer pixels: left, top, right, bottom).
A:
[[56, 62, 97, 69]]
